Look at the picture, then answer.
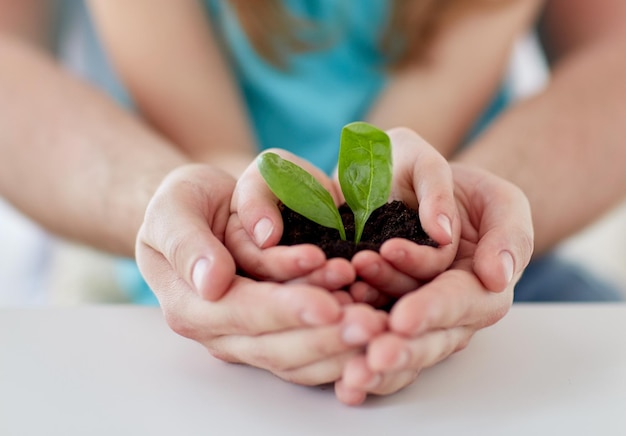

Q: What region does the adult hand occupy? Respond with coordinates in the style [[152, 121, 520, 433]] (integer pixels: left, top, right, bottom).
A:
[[135, 164, 386, 385], [335, 163, 534, 405]]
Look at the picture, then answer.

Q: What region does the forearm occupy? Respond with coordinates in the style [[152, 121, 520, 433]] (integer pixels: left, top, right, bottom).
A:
[[0, 0, 53, 47], [455, 35, 626, 254], [0, 37, 189, 256], [87, 0, 257, 176], [366, 0, 541, 157]]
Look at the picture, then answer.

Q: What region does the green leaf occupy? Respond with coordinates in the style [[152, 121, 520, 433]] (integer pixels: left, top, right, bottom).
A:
[[257, 152, 346, 240], [338, 122, 392, 243]]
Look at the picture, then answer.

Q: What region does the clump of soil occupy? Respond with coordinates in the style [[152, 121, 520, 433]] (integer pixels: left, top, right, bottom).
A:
[[279, 200, 437, 259]]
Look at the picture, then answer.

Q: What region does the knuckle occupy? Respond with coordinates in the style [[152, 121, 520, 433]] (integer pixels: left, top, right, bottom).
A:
[[164, 233, 188, 277], [484, 297, 512, 328], [517, 231, 535, 268], [163, 310, 198, 340]]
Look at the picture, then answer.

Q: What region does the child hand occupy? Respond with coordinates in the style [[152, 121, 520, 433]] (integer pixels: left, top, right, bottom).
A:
[[226, 149, 357, 293], [348, 128, 460, 306]]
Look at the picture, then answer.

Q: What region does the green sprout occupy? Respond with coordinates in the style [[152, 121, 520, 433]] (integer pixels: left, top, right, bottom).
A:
[[257, 122, 392, 244]]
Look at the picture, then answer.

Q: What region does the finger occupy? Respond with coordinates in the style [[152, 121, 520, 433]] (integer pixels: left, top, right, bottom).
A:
[[379, 237, 456, 281], [230, 153, 284, 248], [338, 354, 418, 401], [335, 355, 376, 406], [388, 264, 513, 337], [207, 304, 387, 373], [366, 328, 473, 374], [349, 281, 391, 308], [351, 239, 457, 300], [160, 276, 343, 341], [457, 166, 534, 292], [287, 257, 356, 291], [136, 165, 236, 301], [351, 250, 420, 297], [339, 328, 472, 398], [340, 355, 381, 391], [332, 290, 355, 305], [227, 212, 326, 280], [474, 229, 533, 293], [334, 380, 368, 406], [361, 370, 419, 397], [275, 349, 361, 387], [232, 149, 341, 249], [387, 128, 459, 247]]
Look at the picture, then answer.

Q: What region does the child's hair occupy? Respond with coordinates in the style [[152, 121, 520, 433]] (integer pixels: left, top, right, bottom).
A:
[[227, 0, 500, 69]]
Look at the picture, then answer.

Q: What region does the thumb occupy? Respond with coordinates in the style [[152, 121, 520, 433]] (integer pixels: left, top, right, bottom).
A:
[[136, 164, 237, 301]]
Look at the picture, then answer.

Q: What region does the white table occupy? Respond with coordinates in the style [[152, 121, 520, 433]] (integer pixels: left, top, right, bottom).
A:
[[1, 304, 625, 435]]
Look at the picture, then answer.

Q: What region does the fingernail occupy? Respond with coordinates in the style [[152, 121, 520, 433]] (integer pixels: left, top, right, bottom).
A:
[[342, 323, 370, 345], [253, 217, 273, 247], [437, 214, 452, 241], [499, 250, 515, 284], [192, 257, 210, 294]]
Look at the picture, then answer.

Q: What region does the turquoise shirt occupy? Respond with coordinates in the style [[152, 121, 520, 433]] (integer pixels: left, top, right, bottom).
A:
[[63, 0, 390, 173], [60, 0, 507, 304]]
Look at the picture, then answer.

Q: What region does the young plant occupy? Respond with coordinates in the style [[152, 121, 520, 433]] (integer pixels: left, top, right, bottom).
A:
[[257, 121, 392, 244]]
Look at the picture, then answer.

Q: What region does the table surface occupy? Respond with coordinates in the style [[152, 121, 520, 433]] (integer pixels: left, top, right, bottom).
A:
[[1, 304, 626, 436]]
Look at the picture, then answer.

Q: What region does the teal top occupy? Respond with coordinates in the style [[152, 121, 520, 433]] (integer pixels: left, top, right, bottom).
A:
[[59, 0, 508, 304], [63, 0, 391, 173]]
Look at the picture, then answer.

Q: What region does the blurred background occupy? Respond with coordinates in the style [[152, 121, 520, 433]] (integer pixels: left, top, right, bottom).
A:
[[1, 32, 625, 306]]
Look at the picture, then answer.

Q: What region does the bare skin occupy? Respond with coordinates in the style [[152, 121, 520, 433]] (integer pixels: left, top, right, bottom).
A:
[[0, 36, 187, 255], [1, 0, 624, 405], [89, 0, 626, 257], [226, 129, 532, 405], [87, 0, 257, 176], [458, 0, 626, 254], [136, 150, 532, 404]]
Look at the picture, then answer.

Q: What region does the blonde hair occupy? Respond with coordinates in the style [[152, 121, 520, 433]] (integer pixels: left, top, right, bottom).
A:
[[227, 0, 495, 69]]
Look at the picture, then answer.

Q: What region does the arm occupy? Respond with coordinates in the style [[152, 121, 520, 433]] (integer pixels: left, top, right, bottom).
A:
[[456, 0, 626, 255], [0, 0, 53, 47], [87, 0, 257, 176], [366, 0, 542, 156], [0, 36, 188, 256], [1, 5, 383, 400]]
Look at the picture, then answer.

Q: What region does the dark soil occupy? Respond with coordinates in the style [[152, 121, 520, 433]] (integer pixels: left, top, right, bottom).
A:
[[279, 200, 437, 260]]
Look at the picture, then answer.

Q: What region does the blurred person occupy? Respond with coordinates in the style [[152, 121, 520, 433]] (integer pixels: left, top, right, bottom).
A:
[[0, 0, 624, 405], [81, 0, 625, 303]]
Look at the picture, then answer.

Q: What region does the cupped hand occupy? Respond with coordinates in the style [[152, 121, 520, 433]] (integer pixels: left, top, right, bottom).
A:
[[135, 164, 386, 386], [350, 127, 460, 305], [335, 163, 534, 405], [226, 149, 357, 292], [226, 128, 460, 298]]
